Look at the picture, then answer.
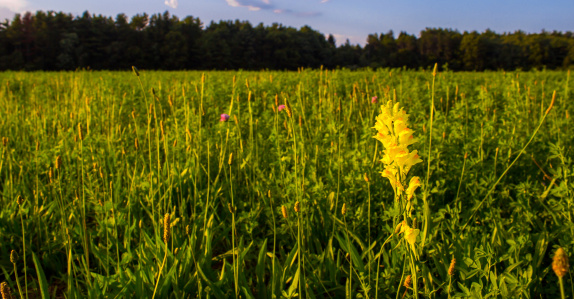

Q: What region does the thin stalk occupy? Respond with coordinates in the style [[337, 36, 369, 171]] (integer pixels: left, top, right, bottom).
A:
[[461, 91, 556, 231]]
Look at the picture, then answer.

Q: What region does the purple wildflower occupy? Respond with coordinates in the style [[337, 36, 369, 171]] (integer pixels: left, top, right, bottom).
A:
[[371, 96, 378, 103], [220, 113, 230, 122], [277, 105, 286, 112]]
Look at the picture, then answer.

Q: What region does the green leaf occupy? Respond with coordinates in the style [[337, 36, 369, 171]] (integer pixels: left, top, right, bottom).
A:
[[32, 252, 50, 299]]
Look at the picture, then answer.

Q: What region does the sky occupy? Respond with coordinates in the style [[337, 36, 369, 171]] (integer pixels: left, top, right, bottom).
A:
[[1, 0, 573, 46]]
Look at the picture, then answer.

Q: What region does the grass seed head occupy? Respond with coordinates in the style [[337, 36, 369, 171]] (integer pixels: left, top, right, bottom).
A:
[[163, 213, 171, 244], [448, 257, 456, 276], [1, 282, 11, 299], [403, 275, 412, 288], [294, 201, 300, 213], [341, 203, 347, 216], [10, 250, 18, 264], [228, 152, 233, 165], [281, 205, 288, 219], [552, 247, 569, 278]]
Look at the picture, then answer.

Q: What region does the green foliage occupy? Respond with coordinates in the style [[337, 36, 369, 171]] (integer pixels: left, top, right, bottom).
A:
[[0, 69, 572, 298]]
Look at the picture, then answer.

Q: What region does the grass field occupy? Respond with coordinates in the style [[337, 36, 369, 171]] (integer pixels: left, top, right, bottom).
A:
[[0, 68, 572, 298]]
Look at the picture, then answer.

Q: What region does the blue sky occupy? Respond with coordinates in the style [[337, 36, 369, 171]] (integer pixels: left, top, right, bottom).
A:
[[1, 0, 573, 46]]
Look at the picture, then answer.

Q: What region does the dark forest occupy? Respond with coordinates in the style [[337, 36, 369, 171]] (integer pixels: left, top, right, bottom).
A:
[[1, 10, 573, 71]]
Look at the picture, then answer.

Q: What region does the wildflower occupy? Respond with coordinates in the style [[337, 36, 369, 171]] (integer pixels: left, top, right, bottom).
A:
[[371, 96, 378, 103], [406, 177, 421, 201], [220, 114, 230, 122], [402, 223, 419, 253], [373, 100, 422, 193], [277, 104, 286, 112]]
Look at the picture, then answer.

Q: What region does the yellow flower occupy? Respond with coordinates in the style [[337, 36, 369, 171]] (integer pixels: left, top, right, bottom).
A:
[[381, 167, 403, 195], [403, 224, 420, 253], [406, 176, 421, 201]]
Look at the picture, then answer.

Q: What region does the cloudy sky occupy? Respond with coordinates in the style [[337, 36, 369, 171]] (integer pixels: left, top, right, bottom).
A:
[[1, 0, 573, 46]]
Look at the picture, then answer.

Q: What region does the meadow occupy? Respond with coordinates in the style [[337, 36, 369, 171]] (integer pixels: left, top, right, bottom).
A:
[[0, 68, 572, 298]]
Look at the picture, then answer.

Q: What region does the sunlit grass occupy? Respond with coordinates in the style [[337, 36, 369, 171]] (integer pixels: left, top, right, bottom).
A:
[[0, 68, 572, 298]]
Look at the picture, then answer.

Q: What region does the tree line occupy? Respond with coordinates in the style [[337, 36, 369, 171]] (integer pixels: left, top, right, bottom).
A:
[[0, 10, 573, 71]]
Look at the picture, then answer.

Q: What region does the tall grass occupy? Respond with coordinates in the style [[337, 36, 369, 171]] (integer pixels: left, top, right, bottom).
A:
[[0, 69, 572, 298]]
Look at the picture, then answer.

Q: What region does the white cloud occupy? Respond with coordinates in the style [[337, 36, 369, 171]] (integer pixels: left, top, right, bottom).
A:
[[0, 0, 28, 12], [320, 0, 330, 3], [164, 0, 178, 9], [226, 0, 273, 11]]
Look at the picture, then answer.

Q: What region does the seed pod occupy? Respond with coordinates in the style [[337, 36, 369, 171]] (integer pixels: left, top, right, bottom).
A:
[[55, 156, 62, 169], [448, 257, 456, 276], [394, 221, 405, 234], [163, 213, 171, 244], [341, 203, 347, 216], [1, 281, 12, 299], [173, 140, 177, 147], [132, 66, 140, 76], [48, 167, 53, 183], [281, 205, 288, 219], [78, 123, 83, 140], [286, 107, 292, 118], [10, 250, 18, 264], [139, 219, 143, 230], [364, 173, 369, 183], [552, 247, 569, 278], [228, 152, 233, 165], [267, 190, 271, 198], [294, 201, 300, 213]]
